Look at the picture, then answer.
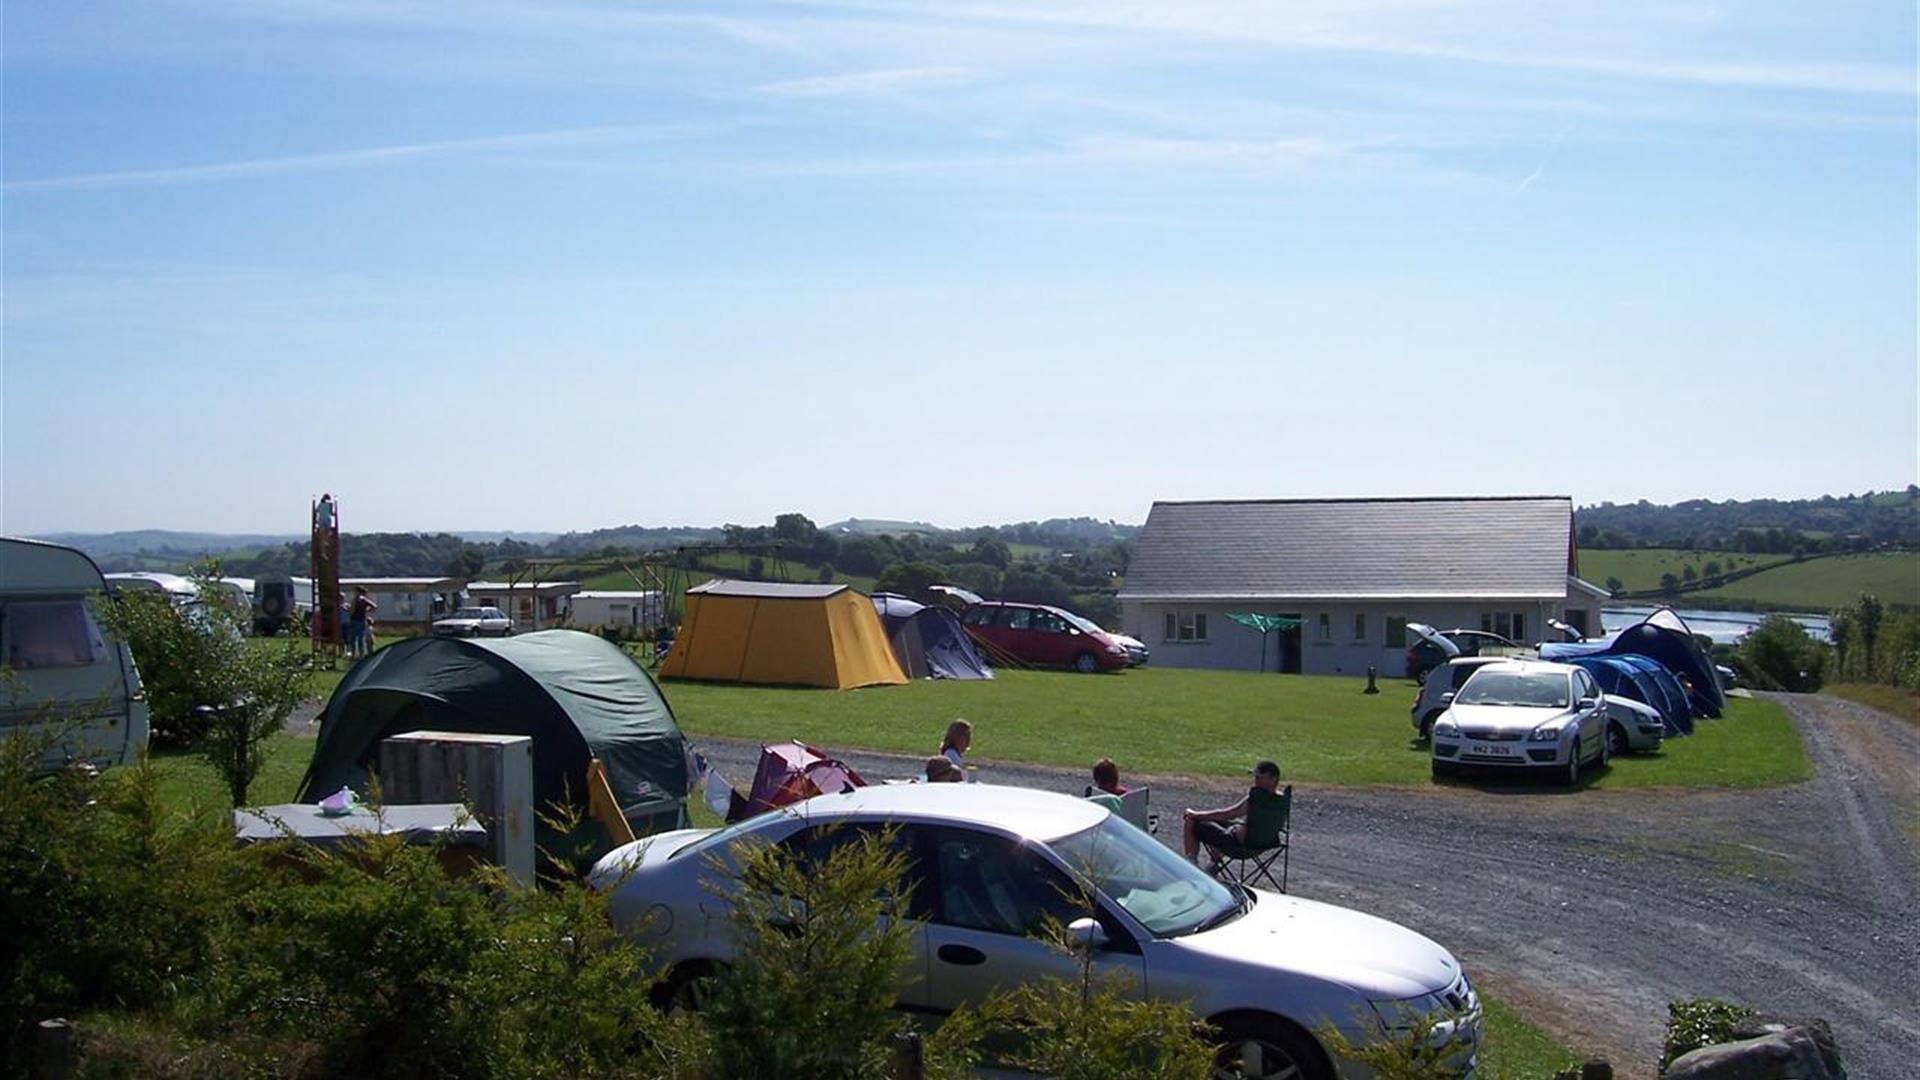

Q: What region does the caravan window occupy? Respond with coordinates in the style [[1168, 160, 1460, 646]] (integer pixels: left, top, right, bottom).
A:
[[2, 600, 105, 669]]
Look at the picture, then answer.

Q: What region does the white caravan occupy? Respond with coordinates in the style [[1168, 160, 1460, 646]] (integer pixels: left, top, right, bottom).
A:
[[3, 538, 151, 769]]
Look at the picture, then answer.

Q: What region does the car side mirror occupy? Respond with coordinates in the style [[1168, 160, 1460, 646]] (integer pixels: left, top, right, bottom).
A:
[[1439, 691, 1455, 704], [1066, 916, 1109, 951], [1578, 696, 1598, 709]]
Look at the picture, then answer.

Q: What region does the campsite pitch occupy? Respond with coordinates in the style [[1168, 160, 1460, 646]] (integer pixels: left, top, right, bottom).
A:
[[666, 667, 1809, 789]]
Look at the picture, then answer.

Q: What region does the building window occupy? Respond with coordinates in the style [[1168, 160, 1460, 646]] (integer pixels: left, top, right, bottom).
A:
[[1480, 612, 1529, 642], [1316, 613, 1332, 642], [1385, 617, 1408, 649], [1164, 612, 1209, 641], [1352, 613, 1367, 641]]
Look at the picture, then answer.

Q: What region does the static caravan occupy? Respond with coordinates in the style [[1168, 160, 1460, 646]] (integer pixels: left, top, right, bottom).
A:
[[2, 537, 152, 769], [104, 571, 198, 604]]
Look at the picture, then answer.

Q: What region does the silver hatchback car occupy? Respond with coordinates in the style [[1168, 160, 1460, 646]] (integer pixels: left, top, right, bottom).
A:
[[1430, 660, 1609, 785], [591, 784, 1480, 1079]]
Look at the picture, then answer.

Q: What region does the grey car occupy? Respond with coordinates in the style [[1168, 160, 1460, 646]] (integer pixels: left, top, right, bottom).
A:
[[592, 784, 1481, 1079]]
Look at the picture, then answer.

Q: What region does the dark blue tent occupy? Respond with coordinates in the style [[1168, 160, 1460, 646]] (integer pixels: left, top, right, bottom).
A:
[[1566, 656, 1691, 736], [1542, 608, 1722, 718], [871, 593, 993, 680], [1616, 655, 1695, 733]]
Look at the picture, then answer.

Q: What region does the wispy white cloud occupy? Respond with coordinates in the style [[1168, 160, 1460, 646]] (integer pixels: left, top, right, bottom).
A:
[[758, 65, 982, 98], [767, 0, 1917, 97], [1514, 124, 1573, 194], [4, 122, 744, 193]]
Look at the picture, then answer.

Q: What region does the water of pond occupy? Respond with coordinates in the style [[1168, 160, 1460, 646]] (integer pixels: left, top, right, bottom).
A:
[[1601, 605, 1831, 645]]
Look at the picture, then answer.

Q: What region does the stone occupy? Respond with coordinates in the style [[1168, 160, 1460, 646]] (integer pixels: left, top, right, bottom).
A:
[[1663, 1027, 1845, 1080]]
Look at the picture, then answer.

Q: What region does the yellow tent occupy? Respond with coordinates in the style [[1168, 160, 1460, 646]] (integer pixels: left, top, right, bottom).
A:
[[660, 580, 909, 690]]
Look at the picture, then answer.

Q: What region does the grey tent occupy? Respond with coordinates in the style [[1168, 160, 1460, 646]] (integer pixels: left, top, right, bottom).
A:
[[296, 630, 689, 862]]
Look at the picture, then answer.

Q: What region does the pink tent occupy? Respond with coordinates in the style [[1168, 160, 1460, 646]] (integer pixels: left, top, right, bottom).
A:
[[730, 740, 869, 821]]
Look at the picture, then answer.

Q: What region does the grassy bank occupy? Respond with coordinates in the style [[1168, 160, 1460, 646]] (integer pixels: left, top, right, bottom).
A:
[[1826, 683, 1920, 727], [668, 667, 1809, 789]]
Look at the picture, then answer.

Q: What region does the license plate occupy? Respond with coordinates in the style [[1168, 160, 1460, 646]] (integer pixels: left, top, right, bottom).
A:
[[1469, 744, 1514, 757]]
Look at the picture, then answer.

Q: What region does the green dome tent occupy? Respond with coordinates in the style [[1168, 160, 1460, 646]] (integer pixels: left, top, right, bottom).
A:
[[296, 630, 689, 862]]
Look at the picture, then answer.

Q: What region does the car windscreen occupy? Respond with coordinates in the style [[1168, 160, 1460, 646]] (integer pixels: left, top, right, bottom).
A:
[[1060, 611, 1104, 634], [669, 807, 791, 859], [1048, 816, 1239, 937], [1455, 671, 1569, 708], [450, 608, 487, 618]]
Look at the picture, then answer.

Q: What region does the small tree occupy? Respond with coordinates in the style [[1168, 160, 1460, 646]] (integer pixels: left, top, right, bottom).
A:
[[1603, 576, 1625, 595], [1827, 609, 1854, 679], [1703, 560, 1722, 579], [96, 566, 311, 804], [1855, 593, 1884, 674], [1659, 572, 1681, 595], [701, 829, 921, 1078]]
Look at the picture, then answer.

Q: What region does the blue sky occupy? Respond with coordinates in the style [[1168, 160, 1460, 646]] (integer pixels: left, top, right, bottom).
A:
[[4, 0, 1915, 534]]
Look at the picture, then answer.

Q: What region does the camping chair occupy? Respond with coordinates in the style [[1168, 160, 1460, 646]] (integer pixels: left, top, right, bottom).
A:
[[1202, 785, 1291, 893], [1086, 785, 1155, 834]]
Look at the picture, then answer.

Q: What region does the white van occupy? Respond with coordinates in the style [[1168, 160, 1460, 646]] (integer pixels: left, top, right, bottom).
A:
[[3, 538, 152, 769]]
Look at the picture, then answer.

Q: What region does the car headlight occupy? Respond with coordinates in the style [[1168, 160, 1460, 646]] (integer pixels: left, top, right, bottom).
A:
[[1432, 718, 1458, 736], [1528, 724, 1569, 742]]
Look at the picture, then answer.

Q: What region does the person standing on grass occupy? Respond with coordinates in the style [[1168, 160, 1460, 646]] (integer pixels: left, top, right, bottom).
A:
[[940, 719, 973, 776], [348, 586, 377, 659], [1092, 757, 1129, 797], [1182, 760, 1281, 862]]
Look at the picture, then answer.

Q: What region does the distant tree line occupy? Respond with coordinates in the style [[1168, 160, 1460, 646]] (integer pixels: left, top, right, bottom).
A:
[[1576, 489, 1919, 551]]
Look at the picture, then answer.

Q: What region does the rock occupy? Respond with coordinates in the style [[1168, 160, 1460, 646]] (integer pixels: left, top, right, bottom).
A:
[[1663, 1027, 1845, 1079]]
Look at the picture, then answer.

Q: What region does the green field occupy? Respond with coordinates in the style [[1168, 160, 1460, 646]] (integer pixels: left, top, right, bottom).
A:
[[666, 667, 1807, 790], [1579, 548, 1918, 611], [1577, 548, 1772, 593], [1687, 552, 1918, 610]]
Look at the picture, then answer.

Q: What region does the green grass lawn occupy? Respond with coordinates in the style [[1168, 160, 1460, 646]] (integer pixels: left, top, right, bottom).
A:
[[1826, 682, 1920, 727], [667, 667, 1809, 789], [1477, 996, 1583, 1078]]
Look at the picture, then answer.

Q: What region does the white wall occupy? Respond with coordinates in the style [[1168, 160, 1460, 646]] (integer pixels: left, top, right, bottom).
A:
[[1120, 597, 1571, 677], [570, 594, 665, 630]]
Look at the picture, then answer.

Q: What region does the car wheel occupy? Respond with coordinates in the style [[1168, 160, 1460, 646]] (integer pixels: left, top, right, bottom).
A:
[[1211, 1015, 1331, 1080], [1419, 711, 1442, 740], [1431, 759, 1455, 781], [1073, 651, 1100, 674], [1563, 745, 1581, 787], [651, 961, 718, 1017], [1606, 722, 1628, 760]]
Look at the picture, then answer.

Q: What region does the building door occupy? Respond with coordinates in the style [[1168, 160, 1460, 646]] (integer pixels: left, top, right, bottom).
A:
[[1279, 615, 1302, 674]]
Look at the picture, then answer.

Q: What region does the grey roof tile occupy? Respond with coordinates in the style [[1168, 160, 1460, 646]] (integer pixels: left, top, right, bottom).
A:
[[1118, 497, 1574, 601]]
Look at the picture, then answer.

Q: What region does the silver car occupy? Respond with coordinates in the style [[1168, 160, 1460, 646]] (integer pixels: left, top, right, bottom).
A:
[[1602, 695, 1666, 755], [431, 606, 512, 637], [591, 784, 1480, 1079], [1430, 660, 1608, 785]]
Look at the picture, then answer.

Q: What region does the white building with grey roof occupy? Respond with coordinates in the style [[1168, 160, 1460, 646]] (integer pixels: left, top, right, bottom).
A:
[[1116, 496, 1609, 677]]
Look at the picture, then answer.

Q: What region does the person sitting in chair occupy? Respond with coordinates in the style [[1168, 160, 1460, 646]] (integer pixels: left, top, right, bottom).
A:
[[1091, 757, 1129, 797], [1182, 760, 1281, 862], [924, 755, 963, 783]]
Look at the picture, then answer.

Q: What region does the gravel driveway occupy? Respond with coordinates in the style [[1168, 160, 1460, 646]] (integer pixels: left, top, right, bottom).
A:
[[688, 692, 1919, 1079]]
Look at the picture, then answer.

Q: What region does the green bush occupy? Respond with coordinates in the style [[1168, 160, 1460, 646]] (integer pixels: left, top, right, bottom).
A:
[[701, 828, 921, 1078], [0, 741, 238, 1070], [1735, 616, 1825, 692], [1661, 997, 1755, 1068]]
